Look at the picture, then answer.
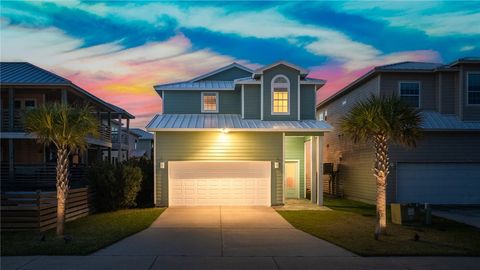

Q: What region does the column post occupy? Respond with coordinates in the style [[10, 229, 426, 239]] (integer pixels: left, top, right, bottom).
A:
[[316, 136, 324, 206], [311, 136, 317, 203]]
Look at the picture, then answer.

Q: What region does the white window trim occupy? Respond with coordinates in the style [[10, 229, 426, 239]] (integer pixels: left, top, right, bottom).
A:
[[241, 84, 245, 118], [201, 92, 219, 113], [398, 81, 421, 108], [271, 74, 290, 115], [466, 71, 480, 106]]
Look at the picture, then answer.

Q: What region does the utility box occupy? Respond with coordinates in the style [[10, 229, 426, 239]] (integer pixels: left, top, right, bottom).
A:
[[391, 203, 423, 225]]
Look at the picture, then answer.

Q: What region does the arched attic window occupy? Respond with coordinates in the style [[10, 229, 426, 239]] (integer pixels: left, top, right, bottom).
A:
[[271, 75, 290, 115]]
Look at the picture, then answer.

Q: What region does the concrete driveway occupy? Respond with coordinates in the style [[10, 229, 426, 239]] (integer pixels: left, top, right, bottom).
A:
[[94, 206, 353, 257], [433, 206, 480, 228]]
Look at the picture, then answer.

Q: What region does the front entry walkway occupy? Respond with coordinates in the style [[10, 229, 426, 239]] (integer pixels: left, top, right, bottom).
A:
[[94, 206, 353, 257]]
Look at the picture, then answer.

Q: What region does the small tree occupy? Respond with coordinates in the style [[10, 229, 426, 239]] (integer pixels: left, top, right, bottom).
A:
[[340, 95, 422, 239], [24, 103, 98, 236]]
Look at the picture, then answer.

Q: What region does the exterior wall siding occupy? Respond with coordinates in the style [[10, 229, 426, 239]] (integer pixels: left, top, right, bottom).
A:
[[196, 67, 252, 82], [243, 85, 261, 119], [262, 65, 300, 121], [462, 64, 480, 121], [163, 90, 241, 114], [388, 131, 480, 203], [318, 75, 380, 204], [300, 85, 316, 120], [380, 73, 437, 110], [285, 136, 305, 198], [154, 131, 284, 206], [439, 72, 456, 114]]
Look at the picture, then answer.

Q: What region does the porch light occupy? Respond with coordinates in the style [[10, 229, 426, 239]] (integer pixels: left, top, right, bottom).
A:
[[221, 128, 229, 134], [160, 161, 165, 169], [274, 161, 279, 169]]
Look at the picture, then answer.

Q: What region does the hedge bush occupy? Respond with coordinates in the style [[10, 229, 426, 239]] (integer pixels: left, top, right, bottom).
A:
[[125, 157, 154, 208], [88, 161, 143, 212]]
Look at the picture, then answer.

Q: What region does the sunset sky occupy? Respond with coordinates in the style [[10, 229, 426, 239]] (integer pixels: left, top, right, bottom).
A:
[[1, 1, 479, 127]]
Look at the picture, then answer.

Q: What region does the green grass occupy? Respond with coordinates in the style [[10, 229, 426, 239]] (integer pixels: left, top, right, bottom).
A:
[[278, 197, 480, 256], [1, 208, 164, 256]]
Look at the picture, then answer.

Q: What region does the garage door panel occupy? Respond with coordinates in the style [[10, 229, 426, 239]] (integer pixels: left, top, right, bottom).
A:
[[397, 163, 480, 204], [169, 161, 271, 206]]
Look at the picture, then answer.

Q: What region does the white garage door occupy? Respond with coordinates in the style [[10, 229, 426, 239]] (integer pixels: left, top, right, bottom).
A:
[[168, 161, 271, 206], [397, 163, 480, 204]]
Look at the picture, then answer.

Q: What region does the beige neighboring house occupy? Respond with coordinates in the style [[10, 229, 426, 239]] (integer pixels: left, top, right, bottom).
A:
[[317, 57, 480, 205]]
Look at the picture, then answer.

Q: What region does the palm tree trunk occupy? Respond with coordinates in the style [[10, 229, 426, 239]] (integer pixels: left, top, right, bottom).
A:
[[373, 134, 389, 239], [56, 147, 70, 236]]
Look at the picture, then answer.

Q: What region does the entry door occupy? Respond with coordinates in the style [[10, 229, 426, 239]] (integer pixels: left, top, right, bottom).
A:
[[285, 161, 300, 198]]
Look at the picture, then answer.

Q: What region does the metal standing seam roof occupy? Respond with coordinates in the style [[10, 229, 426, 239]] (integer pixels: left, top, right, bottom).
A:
[[129, 128, 154, 140], [146, 114, 332, 131], [376, 61, 444, 71], [154, 80, 235, 91], [421, 111, 480, 130], [0, 62, 70, 84]]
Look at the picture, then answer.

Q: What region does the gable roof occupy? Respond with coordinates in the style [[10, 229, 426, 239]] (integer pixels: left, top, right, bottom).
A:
[[190, 62, 253, 82], [0, 62, 133, 117], [130, 128, 154, 140], [317, 60, 463, 108], [154, 80, 235, 92], [253, 61, 309, 76], [376, 61, 443, 71], [0, 62, 70, 85]]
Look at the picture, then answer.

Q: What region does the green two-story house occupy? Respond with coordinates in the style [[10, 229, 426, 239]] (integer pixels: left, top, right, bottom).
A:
[[147, 61, 332, 207]]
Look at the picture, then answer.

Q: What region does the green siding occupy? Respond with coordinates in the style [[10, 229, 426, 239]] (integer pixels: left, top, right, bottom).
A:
[[196, 67, 252, 81], [262, 64, 300, 121], [164, 90, 241, 114], [285, 136, 305, 198], [243, 85, 261, 119], [300, 85, 316, 120], [155, 132, 283, 206]]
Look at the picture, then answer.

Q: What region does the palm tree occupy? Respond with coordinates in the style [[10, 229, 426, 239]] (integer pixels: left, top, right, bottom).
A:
[[24, 103, 98, 236], [340, 95, 422, 239]]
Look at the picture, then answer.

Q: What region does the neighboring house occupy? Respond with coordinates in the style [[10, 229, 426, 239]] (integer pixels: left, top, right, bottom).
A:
[[129, 128, 154, 159], [147, 61, 332, 207], [105, 110, 136, 163], [0, 62, 134, 190], [317, 57, 480, 205]]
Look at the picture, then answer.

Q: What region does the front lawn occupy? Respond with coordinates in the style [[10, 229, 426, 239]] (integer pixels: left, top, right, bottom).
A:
[[1, 208, 164, 256], [278, 198, 480, 256]]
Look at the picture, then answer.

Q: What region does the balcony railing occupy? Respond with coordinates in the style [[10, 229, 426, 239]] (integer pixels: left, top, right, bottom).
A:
[[111, 132, 129, 145], [0, 163, 87, 191], [1, 110, 112, 143]]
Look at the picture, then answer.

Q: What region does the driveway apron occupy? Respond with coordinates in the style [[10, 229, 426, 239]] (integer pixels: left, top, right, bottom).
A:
[[94, 206, 353, 257]]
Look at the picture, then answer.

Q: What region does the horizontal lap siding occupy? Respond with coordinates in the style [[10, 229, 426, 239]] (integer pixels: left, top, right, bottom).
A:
[[243, 85, 261, 119], [381, 73, 437, 110], [318, 76, 380, 204], [440, 72, 456, 114], [163, 90, 241, 114], [300, 85, 316, 120], [155, 132, 283, 206], [388, 132, 480, 203]]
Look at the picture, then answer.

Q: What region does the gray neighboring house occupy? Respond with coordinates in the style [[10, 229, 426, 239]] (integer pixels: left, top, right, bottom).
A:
[[317, 57, 480, 205], [147, 61, 332, 207], [130, 128, 154, 159]]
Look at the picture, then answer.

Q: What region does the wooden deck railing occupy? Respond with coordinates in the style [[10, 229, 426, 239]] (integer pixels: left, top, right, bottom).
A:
[[1, 187, 95, 231], [0, 163, 87, 191]]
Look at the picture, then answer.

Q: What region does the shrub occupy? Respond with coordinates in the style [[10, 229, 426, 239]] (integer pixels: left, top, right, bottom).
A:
[[88, 161, 143, 212], [125, 157, 154, 208]]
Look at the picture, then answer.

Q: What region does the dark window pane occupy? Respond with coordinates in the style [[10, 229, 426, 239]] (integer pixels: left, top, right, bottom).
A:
[[14, 100, 21, 109], [468, 92, 480, 105]]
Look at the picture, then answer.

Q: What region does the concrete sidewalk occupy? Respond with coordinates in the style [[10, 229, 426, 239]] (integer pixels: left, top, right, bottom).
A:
[[3, 255, 480, 270]]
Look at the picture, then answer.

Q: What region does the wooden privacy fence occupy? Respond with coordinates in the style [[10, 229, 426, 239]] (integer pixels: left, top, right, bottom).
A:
[[1, 187, 95, 231]]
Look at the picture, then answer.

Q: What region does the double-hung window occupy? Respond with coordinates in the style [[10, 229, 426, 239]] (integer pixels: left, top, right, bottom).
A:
[[399, 82, 420, 108], [467, 73, 480, 105], [201, 92, 218, 113], [271, 75, 290, 114]]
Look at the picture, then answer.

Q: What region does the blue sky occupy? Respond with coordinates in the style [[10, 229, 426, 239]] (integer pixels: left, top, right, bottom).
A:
[[1, 0, 479, 127]]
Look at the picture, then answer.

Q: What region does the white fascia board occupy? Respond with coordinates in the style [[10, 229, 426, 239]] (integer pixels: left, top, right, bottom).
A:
[[154, 88, 234, 91]]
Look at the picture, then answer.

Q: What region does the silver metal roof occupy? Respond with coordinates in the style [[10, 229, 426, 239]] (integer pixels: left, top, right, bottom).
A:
[[421, 111, 480, 130], [146, 114, 332, 132], [1, 62, 70, 84], [376, 61, 444, 71], [154, 80, 234, 91], [234, 77, 325, 85]]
